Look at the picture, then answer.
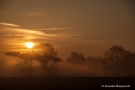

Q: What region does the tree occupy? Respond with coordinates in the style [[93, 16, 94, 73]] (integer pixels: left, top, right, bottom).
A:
[[66, 52, 86, 65], [5, 51, 21, 58], [121, 51, 135, 76], [103, 45, 135, 77], [34, 43, 62, 76], [103, 45, 126, 76]]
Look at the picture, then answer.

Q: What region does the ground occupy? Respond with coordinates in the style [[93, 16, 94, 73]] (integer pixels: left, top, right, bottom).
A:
[[0, 77, 134, 90]]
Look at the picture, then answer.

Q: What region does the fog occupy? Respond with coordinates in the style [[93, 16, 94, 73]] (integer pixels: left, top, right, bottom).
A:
[[58, 62, 103, 77], [0, 55, 103, 77], [0, 55, 27, 77], [0, 55, 42, 77]]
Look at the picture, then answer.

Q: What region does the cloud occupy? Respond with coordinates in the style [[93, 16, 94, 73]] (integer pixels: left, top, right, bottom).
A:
[[24, 12, 47, 16], [0, 27, 132, 44], [0, 26, 84, 52], [0, 23, 20, 27], [36, 27, 71, 31], [0, 26, 134, 55], [0, 10, 48, 16], [0, 27, 56, 42], [1, 27, 46, 35]]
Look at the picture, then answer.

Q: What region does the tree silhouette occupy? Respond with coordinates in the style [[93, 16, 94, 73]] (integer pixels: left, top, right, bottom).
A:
[[4, 44, 135, 77], [103, 45, 135, 77], [66, 52, 86, 65], [5, 51, 21, 58], [34, 43, 62, 76], [121, 51, 135, 76]]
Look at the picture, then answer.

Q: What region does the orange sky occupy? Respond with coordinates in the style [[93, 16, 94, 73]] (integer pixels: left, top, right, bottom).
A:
[[0, 0, 135, 59]]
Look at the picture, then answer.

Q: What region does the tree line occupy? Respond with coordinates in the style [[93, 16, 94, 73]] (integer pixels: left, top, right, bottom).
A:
[[5, 43, 135, 77]]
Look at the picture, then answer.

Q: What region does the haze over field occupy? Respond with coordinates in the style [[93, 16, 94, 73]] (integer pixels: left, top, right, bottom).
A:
[[0, 55, 103, 77]]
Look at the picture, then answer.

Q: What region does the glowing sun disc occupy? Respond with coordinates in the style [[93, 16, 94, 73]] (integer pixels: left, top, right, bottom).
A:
[[25, 42, 35, 48]]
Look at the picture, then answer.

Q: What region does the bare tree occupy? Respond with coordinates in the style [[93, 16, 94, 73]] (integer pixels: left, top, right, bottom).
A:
[[103, 45, 135, 77], [66, 52, 86, 65], [121, 51, 135, 76], [34, 43, 62, 76], [5, 51, 21, 57], [103, 45, 126, 76]]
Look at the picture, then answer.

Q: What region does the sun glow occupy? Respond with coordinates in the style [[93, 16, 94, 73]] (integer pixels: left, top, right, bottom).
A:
[[25, 42, 35, 48]]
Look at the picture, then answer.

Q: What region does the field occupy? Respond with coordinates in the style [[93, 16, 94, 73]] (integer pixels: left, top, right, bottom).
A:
[[0, 77, 134, 90]]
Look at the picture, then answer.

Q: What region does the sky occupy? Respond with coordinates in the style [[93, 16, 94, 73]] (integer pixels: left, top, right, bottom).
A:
[[0, 0, 135, 59]]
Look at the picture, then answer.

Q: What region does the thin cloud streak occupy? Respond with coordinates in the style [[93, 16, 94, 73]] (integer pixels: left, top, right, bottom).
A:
[[36, 27, 72, 31], [24, 12, 48, 16], [0, 27, 56, 41], [0, 23, 20, 27], [0, 10, 48, 16], [1, 27, 46, 36]]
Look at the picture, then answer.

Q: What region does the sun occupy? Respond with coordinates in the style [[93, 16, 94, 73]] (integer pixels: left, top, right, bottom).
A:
[[25, 42, 35, 48]]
